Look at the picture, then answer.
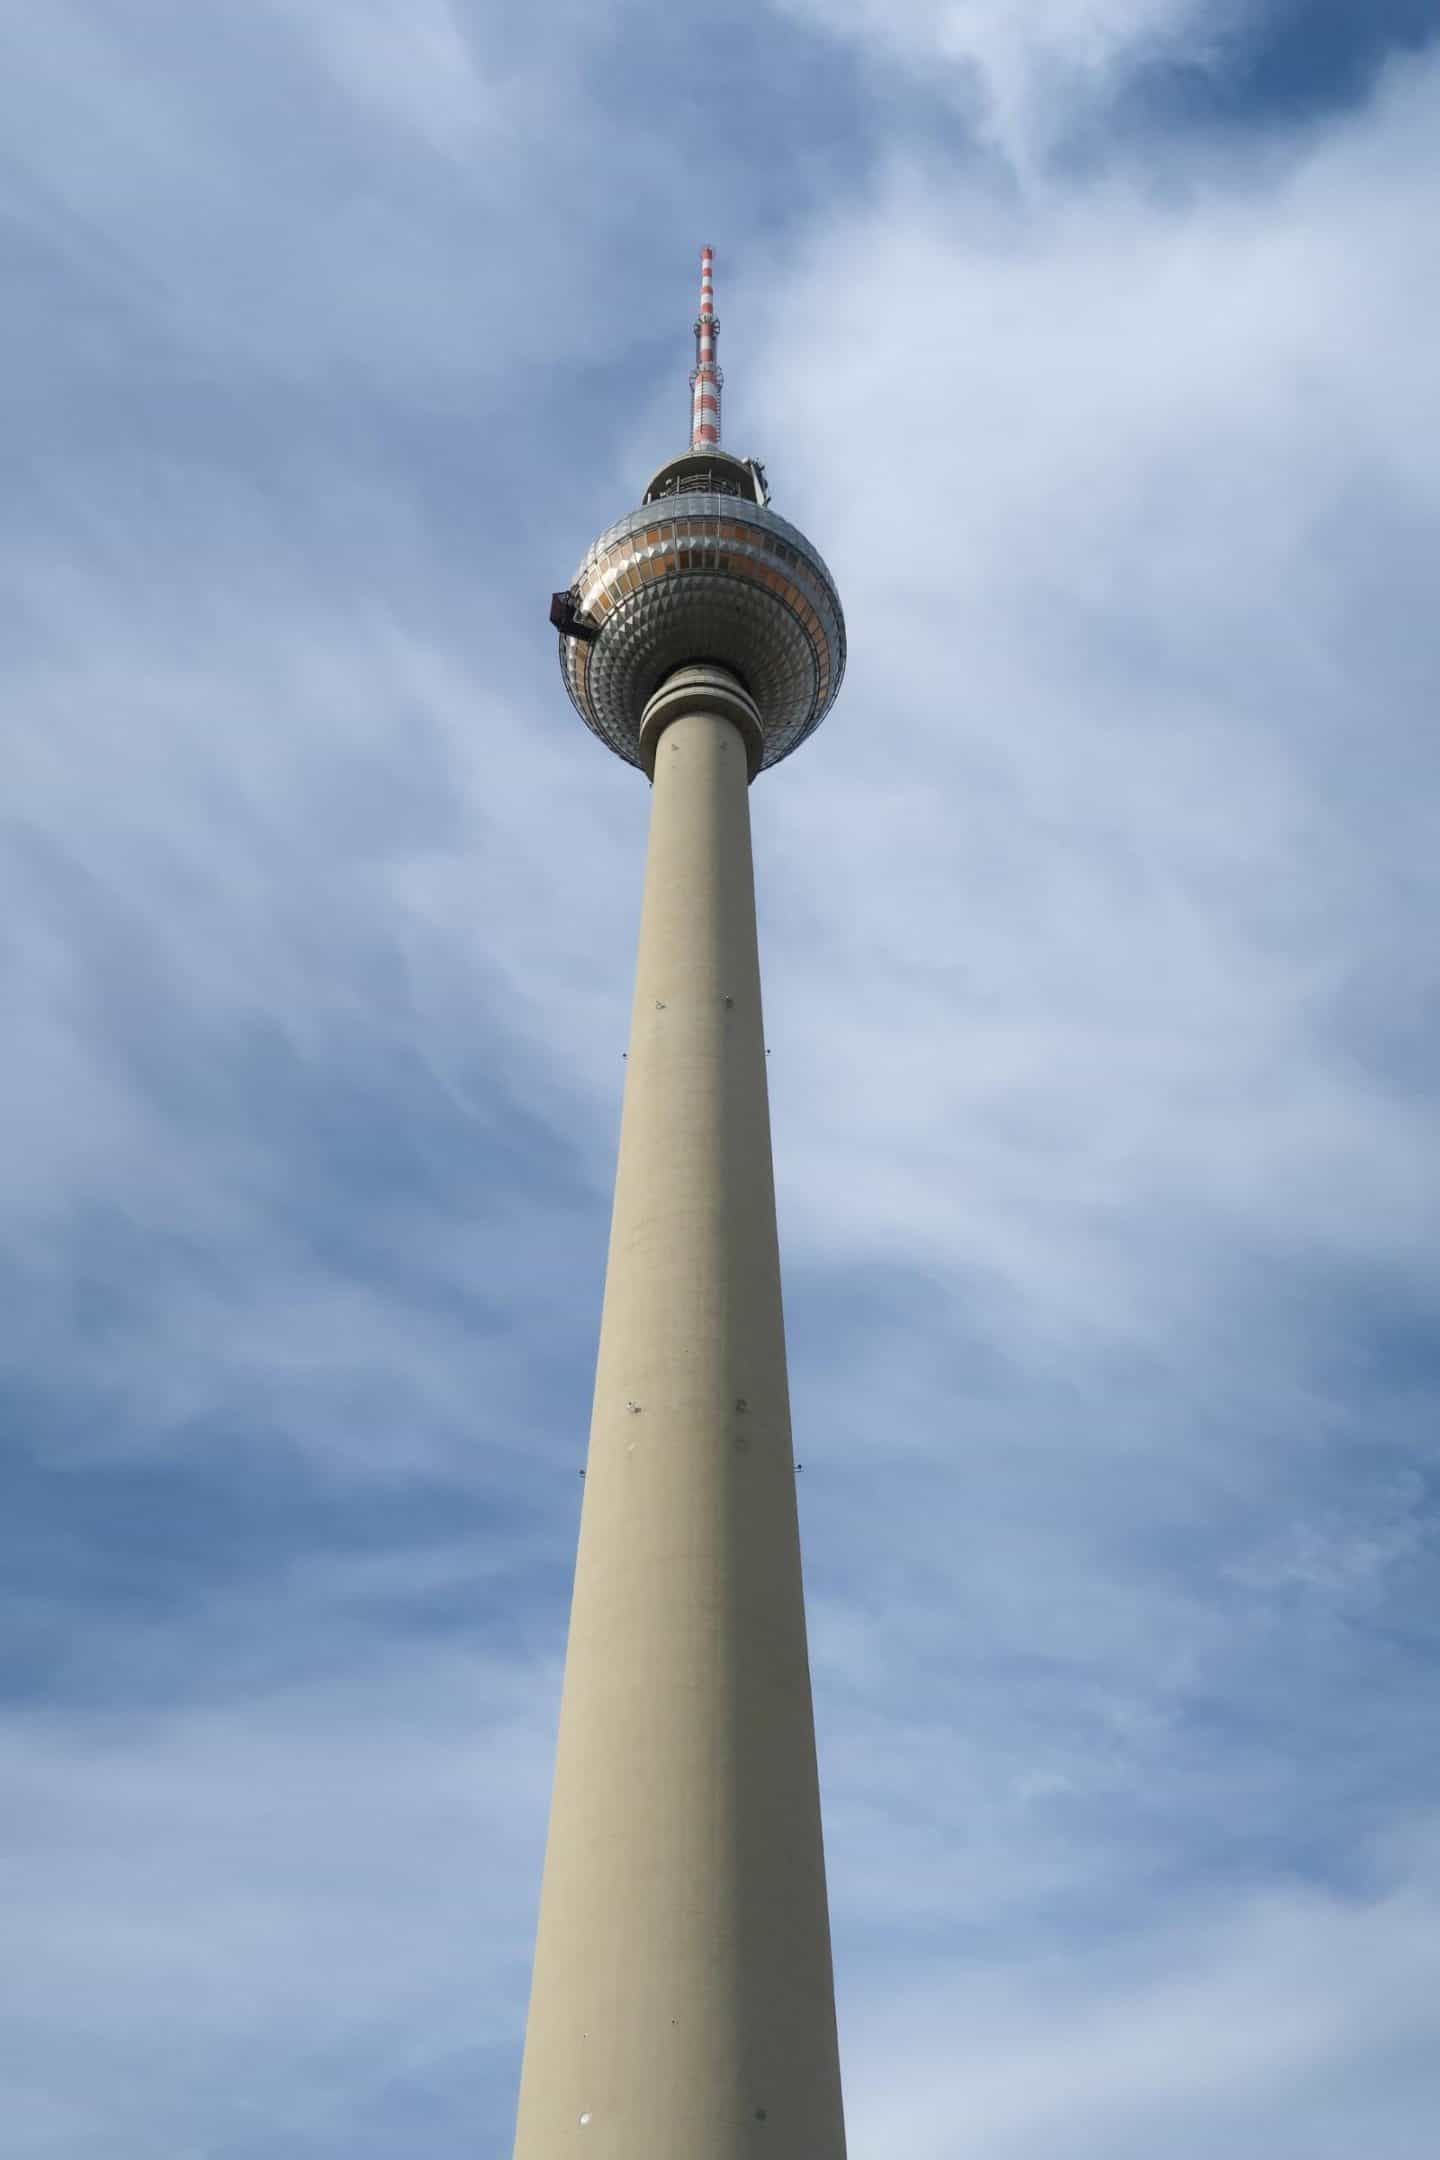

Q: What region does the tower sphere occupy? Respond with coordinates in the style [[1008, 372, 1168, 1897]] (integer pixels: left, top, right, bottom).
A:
[[551, 270, 845, 777]]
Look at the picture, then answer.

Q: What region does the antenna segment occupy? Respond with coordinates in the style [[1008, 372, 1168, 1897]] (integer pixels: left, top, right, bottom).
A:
[[689, 245, 722, 450]]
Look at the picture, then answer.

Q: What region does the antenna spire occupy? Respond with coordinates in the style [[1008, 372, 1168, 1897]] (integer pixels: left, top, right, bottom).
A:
[[689, 245, 722, 451]]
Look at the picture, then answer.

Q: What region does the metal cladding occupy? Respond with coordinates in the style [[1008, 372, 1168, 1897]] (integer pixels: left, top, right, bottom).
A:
[[553, 247, 846, 776], [558, 495, 845, 773], [690, 244, 722, 449]]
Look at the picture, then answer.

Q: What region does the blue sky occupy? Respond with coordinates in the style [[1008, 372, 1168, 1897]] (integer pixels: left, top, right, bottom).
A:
[[5, 3, 1440, 2154]]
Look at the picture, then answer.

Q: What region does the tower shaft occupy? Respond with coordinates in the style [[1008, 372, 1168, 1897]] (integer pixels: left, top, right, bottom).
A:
[[512, 674, 847, 2160]]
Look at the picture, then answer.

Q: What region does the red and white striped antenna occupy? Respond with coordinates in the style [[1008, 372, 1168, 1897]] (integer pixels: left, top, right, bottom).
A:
[[689, 246, 722, 451]]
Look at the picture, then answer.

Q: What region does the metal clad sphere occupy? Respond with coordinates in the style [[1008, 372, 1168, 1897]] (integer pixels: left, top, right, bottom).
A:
[[557, 495, 845, 773]]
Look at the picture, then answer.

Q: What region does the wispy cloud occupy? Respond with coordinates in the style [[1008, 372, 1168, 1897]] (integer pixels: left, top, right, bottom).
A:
[[772, 0, 1242, 161]]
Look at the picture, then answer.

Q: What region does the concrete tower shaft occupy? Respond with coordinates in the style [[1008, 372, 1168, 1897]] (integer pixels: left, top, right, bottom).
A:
[[510, 670, 847, 2160]]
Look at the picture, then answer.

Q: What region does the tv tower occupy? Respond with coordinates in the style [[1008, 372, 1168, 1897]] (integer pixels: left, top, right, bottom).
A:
[[518, 249, 847, 2160]]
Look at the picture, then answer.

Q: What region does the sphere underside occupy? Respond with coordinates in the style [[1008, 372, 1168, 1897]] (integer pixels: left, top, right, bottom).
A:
[[558, 494, 845, 773]]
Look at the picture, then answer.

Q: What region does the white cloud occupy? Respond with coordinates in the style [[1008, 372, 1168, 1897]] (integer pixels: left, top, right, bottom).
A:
[[741, 51, 1440, 1362], [843, 1826, 1440, 2156], [774, 0, 1242, 160], [2, 553, 632, 1480], [272, 0, 501, 154], [0, 1623, 556, 2156], [2, 0, 670, 394]]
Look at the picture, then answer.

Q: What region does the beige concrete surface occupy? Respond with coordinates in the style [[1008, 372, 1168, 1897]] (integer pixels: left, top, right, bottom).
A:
[[511, 672, 847, 2160]]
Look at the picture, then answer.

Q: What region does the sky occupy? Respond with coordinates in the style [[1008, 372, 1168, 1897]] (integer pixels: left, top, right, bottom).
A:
[[4, 1, 1440, 2154]]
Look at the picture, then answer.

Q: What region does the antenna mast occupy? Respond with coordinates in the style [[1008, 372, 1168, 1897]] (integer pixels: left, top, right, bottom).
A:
[[689, 245, 722, 450]]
